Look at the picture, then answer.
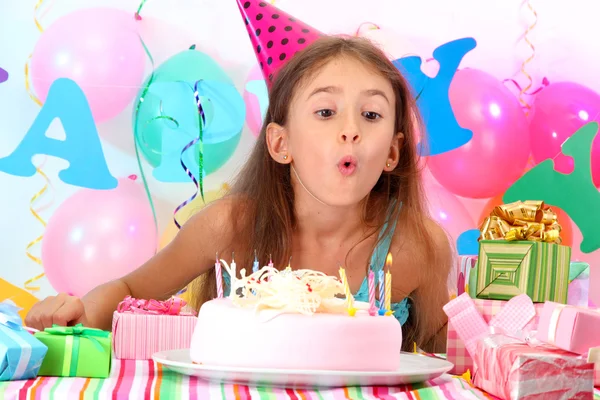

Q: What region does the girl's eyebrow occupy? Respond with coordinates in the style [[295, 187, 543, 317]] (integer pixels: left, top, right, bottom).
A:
[[307, 86, 389, 104]]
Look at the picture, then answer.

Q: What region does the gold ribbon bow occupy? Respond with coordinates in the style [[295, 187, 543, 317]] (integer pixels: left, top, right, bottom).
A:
[[479, 200, 562, 244]]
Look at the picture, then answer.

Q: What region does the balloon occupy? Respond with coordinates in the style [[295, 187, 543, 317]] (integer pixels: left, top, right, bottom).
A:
[[41, 177, 157, 297], [243, 64, 268, 137], [30, 8, 145, 124], [427, 68, 530, 199], [529, 82, 600, 187], [159, 185, 229, 250], [425, 181, 476, 248], [478, 192, 574, 247], [134, 49, 244, 176]]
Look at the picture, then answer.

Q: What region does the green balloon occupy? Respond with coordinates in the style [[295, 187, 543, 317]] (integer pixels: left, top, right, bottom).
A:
[[133, 49, 241, 175]]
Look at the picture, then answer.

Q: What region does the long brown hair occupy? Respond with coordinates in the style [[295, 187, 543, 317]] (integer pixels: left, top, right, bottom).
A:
[[191, 36, 443, 351]]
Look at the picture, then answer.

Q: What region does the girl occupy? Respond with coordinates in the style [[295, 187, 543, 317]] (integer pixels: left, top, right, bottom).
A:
[[26, 36, 452, 353]]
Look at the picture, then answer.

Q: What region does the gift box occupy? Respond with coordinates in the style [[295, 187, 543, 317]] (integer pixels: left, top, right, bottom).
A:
[[473, 334, 594, 400], [0, 303, 48, 381], [474, 201, 571, 303], [112, 296, 197, 360], [472, 240, 570, 303], [568, 262, 591, 307], [34, 324, 111, 378], [455, 255, 477, 297], [536, 302, 600, 355], [445, 295, 544, 374]]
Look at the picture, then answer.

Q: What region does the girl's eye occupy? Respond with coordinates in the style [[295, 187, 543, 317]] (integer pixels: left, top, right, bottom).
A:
[[316, 109, 335, 119], [363, 111, 382, 121]]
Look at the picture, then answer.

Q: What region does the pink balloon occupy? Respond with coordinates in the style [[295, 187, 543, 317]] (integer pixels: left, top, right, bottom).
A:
[[529, 82, 600, 187], [243, 64, 267, 137], [41, 177, 157, 297], [425, 181, 475, 247], [30, 8, 146, 124], [427, 68, 530, 199]]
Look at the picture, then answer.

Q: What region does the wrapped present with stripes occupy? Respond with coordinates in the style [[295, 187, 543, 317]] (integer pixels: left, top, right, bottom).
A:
[[445, 295, 544, 375], [0, 302, 48, 381], [444, 293, 594, 399], [34, 324, 111, 378], [112, 296, 197, 360], [474, 201, 571, 303]]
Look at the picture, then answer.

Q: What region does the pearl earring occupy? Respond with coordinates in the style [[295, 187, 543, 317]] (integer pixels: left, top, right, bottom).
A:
[[283, 155, 288, 160], [386, 162, 391, 168]]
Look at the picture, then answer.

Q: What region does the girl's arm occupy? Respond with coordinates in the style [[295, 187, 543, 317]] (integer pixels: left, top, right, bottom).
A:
[[413, 219, 453, 353], [26, 199, 235, 331], [389, 218, 452, 353]]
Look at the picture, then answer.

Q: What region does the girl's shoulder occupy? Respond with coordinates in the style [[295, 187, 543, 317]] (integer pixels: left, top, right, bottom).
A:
[[389, 217, 453, 283]]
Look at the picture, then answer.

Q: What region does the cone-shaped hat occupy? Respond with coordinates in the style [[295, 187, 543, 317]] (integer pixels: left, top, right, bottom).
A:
[[236, 0, 323, 87]]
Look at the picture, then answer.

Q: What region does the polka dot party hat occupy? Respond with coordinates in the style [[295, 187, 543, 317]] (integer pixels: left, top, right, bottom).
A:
[[236, 0, 323, 88]]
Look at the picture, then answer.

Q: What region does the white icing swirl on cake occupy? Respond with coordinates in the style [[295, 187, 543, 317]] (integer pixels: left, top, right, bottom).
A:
[[219, 260, 367, 316]]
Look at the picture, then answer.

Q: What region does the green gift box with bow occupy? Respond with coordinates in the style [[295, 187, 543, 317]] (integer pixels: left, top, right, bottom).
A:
[[34, 324, 111, 378]]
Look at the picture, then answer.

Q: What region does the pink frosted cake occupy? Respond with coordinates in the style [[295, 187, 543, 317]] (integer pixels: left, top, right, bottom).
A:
[[190, 264, 403, 371]]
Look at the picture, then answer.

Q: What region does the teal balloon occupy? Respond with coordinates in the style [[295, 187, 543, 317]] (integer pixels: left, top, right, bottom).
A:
[[133, 49, 244, 177]]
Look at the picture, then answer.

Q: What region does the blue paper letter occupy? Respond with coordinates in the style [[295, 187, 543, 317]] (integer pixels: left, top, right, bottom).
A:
[[0, 78, 117, 189], [393, 38, 477, 157]]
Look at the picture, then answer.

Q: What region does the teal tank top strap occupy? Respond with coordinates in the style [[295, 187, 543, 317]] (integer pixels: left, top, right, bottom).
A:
[[354, 201, 411, 326]]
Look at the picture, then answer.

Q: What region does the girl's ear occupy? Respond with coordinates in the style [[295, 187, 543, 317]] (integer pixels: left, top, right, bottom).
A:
[[384, 132, 404, 171], [266, 122, 292, 164]]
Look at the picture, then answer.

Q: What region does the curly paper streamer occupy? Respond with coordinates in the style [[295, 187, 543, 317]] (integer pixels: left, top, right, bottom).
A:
[[354, 22, 380, 37], [517, 0, 538, 112], [172, 81, 206, 229], [23, 0, 53, 292], [219, 261, 359, 316], [132, 37, 160, 252], [134, 0, 149, 20]]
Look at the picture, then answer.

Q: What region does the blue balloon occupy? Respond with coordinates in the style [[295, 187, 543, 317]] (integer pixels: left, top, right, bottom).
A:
[[133, 49, 245, 183], [456, 229, 481, 255]]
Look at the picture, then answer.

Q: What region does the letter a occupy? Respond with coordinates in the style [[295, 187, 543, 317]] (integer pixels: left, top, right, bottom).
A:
[[0, 78, 117, 189]]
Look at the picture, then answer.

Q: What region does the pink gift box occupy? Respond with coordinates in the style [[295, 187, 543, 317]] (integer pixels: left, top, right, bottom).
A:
[[446, 297, 543, 375], [537, 302, 600, 355], [112, 296, 197, 360], [473, 334, 594, 400]]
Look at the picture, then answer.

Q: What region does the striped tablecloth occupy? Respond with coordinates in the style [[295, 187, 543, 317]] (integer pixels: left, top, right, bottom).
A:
[[1, 360, 600, 400]]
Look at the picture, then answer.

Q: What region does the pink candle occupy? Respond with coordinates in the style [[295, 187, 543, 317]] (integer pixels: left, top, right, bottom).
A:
[[215, 253, 223, 298], [268, 254, 273, 268], [368, 270, 376, 316]]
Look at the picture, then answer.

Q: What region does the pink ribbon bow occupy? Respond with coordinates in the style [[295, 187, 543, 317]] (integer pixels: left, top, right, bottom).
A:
[[443, 293, 537, 357], [117, 296, 195, 316]]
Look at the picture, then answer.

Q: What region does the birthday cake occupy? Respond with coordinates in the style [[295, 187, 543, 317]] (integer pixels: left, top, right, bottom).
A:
[[189, 262, 403, 371]]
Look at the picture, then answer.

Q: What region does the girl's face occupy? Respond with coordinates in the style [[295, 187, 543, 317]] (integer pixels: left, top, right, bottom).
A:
[[268, 56, 402, 207]]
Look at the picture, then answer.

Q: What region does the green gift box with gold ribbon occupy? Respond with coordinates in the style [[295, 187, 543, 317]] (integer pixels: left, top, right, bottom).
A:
[[34, 324, 111, 378], [470, 240, 571, 303]]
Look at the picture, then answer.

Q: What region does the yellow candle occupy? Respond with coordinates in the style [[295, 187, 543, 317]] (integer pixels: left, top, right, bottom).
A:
[[339, 267, 356, 316], [384, 269, 391, 311]]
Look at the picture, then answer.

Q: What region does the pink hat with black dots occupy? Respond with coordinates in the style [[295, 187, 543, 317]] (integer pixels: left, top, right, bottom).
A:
[[236, 0, 323, 88]]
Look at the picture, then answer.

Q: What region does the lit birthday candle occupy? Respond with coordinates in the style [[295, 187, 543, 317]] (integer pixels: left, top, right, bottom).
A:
[[268, 254, 273, 269], [378, 269, 385, 315], [338, 267, 356, 316], [215, 253, 223, 298], [252, 250, 259, 274], [368, 269, 376, 316], [384, 253, 393, 316]]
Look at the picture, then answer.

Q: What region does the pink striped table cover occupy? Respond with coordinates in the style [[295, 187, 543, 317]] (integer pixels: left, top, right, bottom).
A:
[[112, 311, 197, 360], [2, 359, 600, 399]]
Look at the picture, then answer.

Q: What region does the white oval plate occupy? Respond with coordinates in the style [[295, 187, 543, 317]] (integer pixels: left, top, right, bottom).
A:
[[153, 349, 454, 388]]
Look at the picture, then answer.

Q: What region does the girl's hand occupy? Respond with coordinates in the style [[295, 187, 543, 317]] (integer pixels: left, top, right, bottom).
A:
[[24, 293, 88, 331]]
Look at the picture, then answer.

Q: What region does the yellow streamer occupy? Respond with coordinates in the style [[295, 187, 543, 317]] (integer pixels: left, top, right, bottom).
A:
[[518, 0, 538, 113], [23, 0, 53, 292]]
